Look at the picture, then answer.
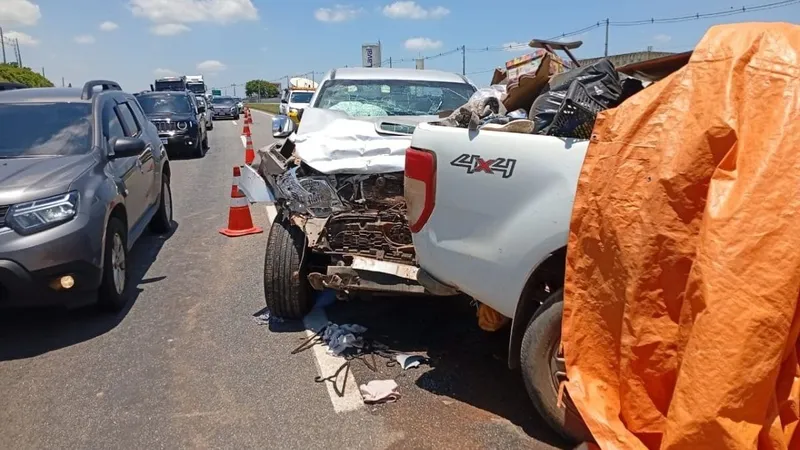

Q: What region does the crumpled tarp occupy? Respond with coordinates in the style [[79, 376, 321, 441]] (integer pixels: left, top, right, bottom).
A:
[[562, 22, 800, 449]]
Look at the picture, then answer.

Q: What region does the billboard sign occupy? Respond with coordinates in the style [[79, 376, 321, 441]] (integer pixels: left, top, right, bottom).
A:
[[362, 43, 382, 68], [211, 89, 221, 96]]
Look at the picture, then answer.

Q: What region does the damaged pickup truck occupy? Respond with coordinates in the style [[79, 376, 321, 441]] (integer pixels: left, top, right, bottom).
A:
[[239, 67, 477, 319]]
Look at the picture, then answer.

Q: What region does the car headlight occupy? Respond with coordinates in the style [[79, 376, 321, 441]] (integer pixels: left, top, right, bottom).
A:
[[230, 106, 236, 111], [7, 191, 79, 235], [176, 121, 188, 131]]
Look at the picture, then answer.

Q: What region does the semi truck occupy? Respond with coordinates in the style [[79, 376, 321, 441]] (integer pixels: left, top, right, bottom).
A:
[[186, 75, 208, 98], [152, 75, 187, 92]]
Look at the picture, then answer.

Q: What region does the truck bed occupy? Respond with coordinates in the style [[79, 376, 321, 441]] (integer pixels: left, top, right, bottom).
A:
[[409, 122, 590, 317]]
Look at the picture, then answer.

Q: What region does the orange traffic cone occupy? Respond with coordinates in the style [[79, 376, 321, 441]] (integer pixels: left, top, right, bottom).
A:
[[219, 166, 263, 237], [242, 120, 251, 137], [244, 134, 255, 165]]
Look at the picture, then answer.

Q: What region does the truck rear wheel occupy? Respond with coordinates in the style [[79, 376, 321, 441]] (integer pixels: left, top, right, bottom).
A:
[[520, 289, 593, 444], [263, 219, 313, 319]]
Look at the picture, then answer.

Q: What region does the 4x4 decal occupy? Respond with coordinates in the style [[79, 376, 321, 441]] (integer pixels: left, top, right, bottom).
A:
[[450, 154, 517, 179]]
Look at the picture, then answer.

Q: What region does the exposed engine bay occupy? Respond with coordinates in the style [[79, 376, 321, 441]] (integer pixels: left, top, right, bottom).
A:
[[261, 139, 415, 267]]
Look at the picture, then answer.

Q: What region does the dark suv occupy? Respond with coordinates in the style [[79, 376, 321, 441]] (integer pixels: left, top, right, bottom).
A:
[[0, 80, 173, 311], [136, 90, 208, 157]]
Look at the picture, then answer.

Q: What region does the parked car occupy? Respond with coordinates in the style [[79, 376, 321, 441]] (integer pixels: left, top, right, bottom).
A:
[[136, 90, 208, 157], [235, 98, 244, 113], [238, 67, 477, 319], [196, 95, 214, 130], [403, 53, 690, 444], [210, 96, 240, 120], [0, 80, 173, 311]]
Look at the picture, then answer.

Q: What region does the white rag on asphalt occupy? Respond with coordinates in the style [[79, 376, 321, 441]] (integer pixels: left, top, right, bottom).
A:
[[359, 380, 401, 404]]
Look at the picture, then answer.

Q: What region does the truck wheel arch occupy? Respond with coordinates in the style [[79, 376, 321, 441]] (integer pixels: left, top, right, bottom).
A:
[[507, 247, 567, 369]]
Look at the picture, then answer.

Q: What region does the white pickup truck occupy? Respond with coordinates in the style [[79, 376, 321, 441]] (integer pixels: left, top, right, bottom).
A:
[[405, 124, 591, 443], [403, 51, 692, 444]]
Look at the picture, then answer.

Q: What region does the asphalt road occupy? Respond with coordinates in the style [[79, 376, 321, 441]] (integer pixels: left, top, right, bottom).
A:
[[0, 111, 568, 450]]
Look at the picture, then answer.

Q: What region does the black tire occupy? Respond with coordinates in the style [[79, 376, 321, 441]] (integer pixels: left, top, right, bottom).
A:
[[194, 134, 204, 157], [208, 122, 214, 130], [520, 289, 593, 444], [263, 219, 313, 319], [97, 217, 129, 312], [202, 132, 209, 150], [234, 113, 240, 120], [149, 174, 173, 233]]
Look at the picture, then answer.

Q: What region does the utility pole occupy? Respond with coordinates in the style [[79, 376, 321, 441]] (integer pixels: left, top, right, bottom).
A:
[[15, 38, 21, 66], [0, 27, 5, 64], [61, 77, 65, 87], [231, 84, 236, 96], [41, 67, 44, 77], [604, 18, 610, 57], [461, 45, 466, 75], [389, 57, 392, 68]]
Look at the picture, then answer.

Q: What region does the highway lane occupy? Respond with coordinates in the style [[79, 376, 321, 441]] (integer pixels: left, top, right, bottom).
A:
[[0, 111, 568, 449]]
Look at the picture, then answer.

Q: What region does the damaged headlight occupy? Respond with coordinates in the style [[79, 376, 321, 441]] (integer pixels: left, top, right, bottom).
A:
[[276, 167, 347, 217]]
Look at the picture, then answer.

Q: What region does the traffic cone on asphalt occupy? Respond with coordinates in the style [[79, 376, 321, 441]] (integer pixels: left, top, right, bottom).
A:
[[244, 134, 255, 165], [219, 166, 263, 238], [242, 119, 251, 137], [245, 108, 252, 125]]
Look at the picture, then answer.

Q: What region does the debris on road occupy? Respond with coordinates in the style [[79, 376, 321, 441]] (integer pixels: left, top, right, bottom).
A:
[[394, 354, 427, 370], [359, 379, 401, 404], [322, 323, 368, 356]]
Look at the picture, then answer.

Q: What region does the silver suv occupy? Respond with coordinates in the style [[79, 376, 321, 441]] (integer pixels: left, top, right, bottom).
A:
[[0, 80, 173, 311]]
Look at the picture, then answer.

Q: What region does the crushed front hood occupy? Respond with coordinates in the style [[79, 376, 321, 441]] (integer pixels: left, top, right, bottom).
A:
[[294, 108, 438, 174]]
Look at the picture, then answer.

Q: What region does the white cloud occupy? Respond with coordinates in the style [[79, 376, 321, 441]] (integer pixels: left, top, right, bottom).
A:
[[129, 0, 258, 24], [0, 0, 41, 26], [153, 68, 177, 77], [74, 35, 96, 44], [654, 34, 672, 44], [99, 21, 119, 31], [314, 5, 362, 23], [383, 1, 448, 19], [3, 30, 38, 46], [501, 41, 528, 52], [404, 37, 442, 51], [151, 23, 190, 35], [197, 60, 226, 72]]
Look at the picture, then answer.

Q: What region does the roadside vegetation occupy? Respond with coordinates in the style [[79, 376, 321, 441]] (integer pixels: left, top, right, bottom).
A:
[[0, 63, 54, 87], [246, 102, 280, 114]]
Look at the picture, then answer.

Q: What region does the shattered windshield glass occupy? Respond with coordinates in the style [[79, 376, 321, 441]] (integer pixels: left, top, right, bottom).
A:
[[313, 79, 476, 117]]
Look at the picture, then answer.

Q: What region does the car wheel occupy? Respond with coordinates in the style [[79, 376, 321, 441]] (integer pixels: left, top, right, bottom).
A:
[[97, 217, 129, 312], [234, 113, 240, 120], [263, 219, 313, 319], [149, 174, 173, 234], [520, 289, 594, 445], [194, 136, 204, 158], [208, 122, 214, 130], [202, 132, 209, 150]]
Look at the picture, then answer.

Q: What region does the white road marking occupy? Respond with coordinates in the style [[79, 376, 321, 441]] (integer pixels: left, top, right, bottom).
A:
[[240, 135, 246, 148], [303, 308, 364, 413], [232, 120, 238, 126], [238, 120, 361, 412]]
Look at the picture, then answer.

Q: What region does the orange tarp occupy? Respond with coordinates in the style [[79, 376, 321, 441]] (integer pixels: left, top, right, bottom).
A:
[[562, 23, 800, 449]]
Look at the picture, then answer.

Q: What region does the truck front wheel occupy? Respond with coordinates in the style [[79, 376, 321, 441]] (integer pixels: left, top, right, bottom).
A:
[[263, 219, 313, 319], [520, 289, 593, 445]]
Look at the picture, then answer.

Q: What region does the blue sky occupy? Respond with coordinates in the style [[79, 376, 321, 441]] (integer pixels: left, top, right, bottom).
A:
[[1, 0, 799, 92]]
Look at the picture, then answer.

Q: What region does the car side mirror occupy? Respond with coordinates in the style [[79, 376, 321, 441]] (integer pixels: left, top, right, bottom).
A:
[[280, 98, 288, 104], [272, 114, 296, 138], [198, 105, 206, 113], [110, 136, 146, 158]]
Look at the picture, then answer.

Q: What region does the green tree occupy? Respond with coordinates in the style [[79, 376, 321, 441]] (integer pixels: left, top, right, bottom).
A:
[[245, 79, 280, 98], [0, 63, 53, 87]]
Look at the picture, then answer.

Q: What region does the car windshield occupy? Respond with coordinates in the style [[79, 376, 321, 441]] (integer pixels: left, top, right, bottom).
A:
[[187, 82, 205, 95], [138, 95, 193, 114], [212, 97, 235, 105], [290, 92, 313, 103], [0, 103, 93, 157], [314, 79, 476, 116]]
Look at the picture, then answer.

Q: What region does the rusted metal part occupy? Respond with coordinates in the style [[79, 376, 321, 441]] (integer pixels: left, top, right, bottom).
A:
[[307, 266, 426, 294]]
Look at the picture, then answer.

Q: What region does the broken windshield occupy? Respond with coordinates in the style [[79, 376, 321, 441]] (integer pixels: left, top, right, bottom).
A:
[[313, 79, 475, 117]]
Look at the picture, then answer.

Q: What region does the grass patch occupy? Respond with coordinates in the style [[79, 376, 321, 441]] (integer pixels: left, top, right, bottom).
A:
[[246, 103, 280, 114]]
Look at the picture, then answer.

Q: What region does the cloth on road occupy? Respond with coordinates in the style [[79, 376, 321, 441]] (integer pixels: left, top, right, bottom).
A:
[[359, 380, 400, 404], [322, 323, 368, 356]]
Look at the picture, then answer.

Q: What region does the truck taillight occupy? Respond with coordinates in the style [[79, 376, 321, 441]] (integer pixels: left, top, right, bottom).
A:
[[404, 147, 436, 233]]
